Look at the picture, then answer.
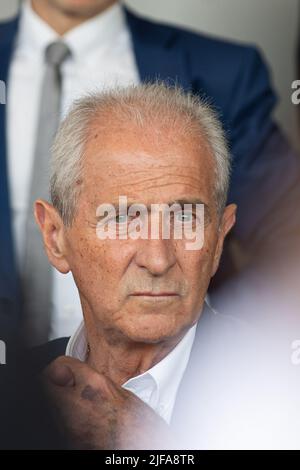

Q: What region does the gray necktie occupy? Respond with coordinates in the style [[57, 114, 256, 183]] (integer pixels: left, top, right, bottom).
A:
[[22, 41, 70, 346]]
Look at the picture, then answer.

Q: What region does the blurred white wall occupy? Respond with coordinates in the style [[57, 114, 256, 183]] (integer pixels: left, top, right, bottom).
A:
[[1, 0, 299, 147]]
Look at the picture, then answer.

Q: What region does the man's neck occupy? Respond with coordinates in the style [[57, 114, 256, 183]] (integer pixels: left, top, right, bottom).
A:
[[85, 324, 186, 386], [30, 0, 117, 36]]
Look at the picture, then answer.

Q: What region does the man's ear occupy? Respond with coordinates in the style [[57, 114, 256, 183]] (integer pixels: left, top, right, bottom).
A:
[[211, 203, 237, 277], [34, 199, 70, 274]]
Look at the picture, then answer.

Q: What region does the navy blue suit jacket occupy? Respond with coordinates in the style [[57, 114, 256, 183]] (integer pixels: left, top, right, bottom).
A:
[[1, 8, 300, 338]]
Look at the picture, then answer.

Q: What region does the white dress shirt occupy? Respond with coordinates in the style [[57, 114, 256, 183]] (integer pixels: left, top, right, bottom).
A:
[[66, 321, 197, 424], [6, 1, 140, 340]]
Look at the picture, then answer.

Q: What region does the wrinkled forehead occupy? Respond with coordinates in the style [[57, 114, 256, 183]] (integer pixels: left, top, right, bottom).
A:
[[82, 117, 216, 191]]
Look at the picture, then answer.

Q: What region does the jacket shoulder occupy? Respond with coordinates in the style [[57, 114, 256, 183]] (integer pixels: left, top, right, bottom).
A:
[[0, 16, 19, 47], [125, 8, 271, 120], [125, 8, 259, 66], [27, 337, 70, 374]]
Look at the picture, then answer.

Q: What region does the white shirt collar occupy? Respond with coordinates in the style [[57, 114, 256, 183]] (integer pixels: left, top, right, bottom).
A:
[[66, 319, 197, 423], [17, 1, 127, 62], [124, 323, 197, 422]]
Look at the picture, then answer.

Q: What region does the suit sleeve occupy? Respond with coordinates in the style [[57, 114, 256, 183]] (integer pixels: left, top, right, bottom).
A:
[[210, 47, 300, 319], [225, 47, 300, 262]]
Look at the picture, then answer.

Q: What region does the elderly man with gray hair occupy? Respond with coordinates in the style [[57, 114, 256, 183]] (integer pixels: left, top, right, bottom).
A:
[[9, 82, 297, 450]]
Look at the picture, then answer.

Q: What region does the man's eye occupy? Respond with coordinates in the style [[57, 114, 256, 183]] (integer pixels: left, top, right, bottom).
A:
[[115, 214, 128, 224], [175, 212, 194, 223]]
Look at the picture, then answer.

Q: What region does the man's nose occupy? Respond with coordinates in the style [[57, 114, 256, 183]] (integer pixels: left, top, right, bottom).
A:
[[134, 237, 177, 276]]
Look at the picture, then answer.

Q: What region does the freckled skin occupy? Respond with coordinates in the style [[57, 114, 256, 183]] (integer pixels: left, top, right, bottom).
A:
[[63, 122, 235, 347], [36, 117, 236, 383], [81, 385, 101, 401], [44, 356, 175, 449]]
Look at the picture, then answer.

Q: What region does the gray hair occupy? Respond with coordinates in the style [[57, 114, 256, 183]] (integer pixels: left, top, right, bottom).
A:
[[50, 82, 231, 226]]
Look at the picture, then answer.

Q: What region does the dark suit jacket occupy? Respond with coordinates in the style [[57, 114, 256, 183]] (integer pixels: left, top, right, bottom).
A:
[[1, 7, 300, 338], [0, 303, 250, 449], [2, 303, 297, 449]]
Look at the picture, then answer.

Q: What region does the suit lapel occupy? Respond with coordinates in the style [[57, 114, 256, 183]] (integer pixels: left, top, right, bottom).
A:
[[124, 8, 191, 92], [0, 17, 20, 310], [0, 9, 191, 318]]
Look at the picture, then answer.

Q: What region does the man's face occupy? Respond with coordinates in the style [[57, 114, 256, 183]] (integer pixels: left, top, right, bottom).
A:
[[45, 120, 235, 344], [42, 0, 118, 18]]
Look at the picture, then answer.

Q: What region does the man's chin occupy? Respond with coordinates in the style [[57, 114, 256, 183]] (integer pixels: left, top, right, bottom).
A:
[[50, 0, 111, 18], [120, 315, 187, 344]]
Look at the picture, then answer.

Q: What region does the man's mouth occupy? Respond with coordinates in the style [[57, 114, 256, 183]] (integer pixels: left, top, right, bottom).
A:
[[130, 292, 179, 298]]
